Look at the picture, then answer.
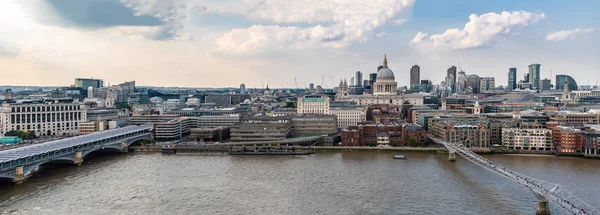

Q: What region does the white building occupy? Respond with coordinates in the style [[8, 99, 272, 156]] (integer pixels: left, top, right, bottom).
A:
[[197, 114, 241, 127], [297, 95, 330, 115], [186, 98, 201, 107], [373, 54, 398, 96], [502, 128, 553, 151], [336, 54, 424, 112], [330, 107, 366, 129], [160, 99, 184, 113], [0, 100, 87, 137]]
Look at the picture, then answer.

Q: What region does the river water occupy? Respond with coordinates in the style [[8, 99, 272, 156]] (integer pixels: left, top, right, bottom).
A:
[[0, 151, 599, 215]]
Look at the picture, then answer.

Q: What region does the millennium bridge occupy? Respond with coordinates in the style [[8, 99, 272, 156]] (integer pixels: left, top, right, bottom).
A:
[[0, 125, 152, 183], [429, 135, 597, 215]]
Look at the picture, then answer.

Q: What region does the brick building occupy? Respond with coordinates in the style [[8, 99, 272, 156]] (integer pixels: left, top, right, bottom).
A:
[[552, 126, 583, 153], [341, 123, 402, 146], [401, 124, 428, 147], [428, 119, 490, 148]]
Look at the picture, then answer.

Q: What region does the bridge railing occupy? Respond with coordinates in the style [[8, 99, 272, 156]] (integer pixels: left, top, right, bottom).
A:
[[428, 135, 597, 215]]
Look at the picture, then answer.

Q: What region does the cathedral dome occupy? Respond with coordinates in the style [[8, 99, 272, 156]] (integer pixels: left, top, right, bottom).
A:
[[376, 54, 395, 81], [377, 68, 395, 80]]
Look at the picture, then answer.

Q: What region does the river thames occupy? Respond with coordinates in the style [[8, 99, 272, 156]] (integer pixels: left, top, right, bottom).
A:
[[1, 151, 599, 215]]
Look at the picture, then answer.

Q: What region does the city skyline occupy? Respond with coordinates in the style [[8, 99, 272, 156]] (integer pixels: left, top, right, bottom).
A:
[[1, 0, 599, 88]]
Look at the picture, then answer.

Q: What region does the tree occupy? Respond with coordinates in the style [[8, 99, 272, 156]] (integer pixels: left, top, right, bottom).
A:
[[285, 102, 296, 108], [408, 137, 417, 147], [4, 130, 36, 140], [367, 142, 377, 147], [116, 103, 131, 110], [4, 130, 22, 137]]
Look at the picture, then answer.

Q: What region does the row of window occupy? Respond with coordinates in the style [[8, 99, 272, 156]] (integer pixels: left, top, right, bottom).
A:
[[9, 112, 82, 124], [10, 122, 78, 131], [10, 105, 80, 113]]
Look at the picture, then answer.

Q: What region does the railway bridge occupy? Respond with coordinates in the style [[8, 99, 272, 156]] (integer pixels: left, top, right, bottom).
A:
[[0, 125, 152, 183]]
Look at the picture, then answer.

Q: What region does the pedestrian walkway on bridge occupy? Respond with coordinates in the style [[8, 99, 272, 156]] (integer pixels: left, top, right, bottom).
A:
[[429, 135, 597, 215]]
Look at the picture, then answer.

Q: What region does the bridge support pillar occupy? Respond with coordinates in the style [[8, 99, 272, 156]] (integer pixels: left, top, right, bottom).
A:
[[121, 141, 128, 152], [448, 151, 456, 162], [13, 166, 25, 183], [74, 151, 83, 165], [535, 200, 551, 215]]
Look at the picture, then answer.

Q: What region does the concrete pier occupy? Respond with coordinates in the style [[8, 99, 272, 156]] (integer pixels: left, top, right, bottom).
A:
[[535, 200, 551, 215], [74, 151, 83, 165], [13, 166, 25, 183], [448, 151, 456, 161]]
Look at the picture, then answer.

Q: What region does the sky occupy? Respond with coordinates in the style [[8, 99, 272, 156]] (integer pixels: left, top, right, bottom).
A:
[[0, 0, 599, 88]]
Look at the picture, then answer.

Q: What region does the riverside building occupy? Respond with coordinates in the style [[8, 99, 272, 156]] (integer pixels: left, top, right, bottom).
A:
[[0, 99, 86, 137]]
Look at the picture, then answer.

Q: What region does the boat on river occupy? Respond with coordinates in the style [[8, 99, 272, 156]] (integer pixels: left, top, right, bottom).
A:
[[393, 155, 407, 160]]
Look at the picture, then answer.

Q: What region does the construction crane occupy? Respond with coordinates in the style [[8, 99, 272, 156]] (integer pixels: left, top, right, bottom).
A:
[[321, 74, 326, 88], [458, 61, 464, 72], [294, 77, 298, 89]]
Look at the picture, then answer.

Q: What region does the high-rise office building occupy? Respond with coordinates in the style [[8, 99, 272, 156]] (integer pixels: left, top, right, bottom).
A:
[[316, 85, 323, 94], [446, 66, 457, 93], [410, 65, 420, 87], [508, 68, 517, 90], [240, 83, 246, 94], [466, 74, 481, 94], [363, 80, 369, 87], [309, 83, 315, 92], [480, 77, 495, 92], [529, 64, 541, 89], [369, 73, 377, 86], [556, 74, 578, 91], [75, 78, 103, 89], [456, 71, 466, 93], [355, 71, 363, 87], [350, 77, 355, 87], [540, 78, 551, 91]]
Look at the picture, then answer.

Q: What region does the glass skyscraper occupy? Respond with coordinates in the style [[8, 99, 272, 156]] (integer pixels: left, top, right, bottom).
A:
[[508, 68, 517, 90], [556, 74, 578, 91], [528, 64, 541, 89]]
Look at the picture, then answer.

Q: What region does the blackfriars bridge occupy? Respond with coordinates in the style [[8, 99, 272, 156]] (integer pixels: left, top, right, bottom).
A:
[[0, 125, 152, 183]]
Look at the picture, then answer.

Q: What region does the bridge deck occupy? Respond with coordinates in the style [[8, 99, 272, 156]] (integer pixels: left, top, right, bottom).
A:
[[0, 125, 152, 163], [429, 135, 597, 215]]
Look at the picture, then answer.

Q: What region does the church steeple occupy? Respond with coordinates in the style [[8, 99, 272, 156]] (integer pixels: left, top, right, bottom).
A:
[[383, 53, 388, 68]]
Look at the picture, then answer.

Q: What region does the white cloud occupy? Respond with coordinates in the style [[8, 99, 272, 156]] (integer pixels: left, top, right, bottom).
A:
[[393, 18, 408, 25], [410, 11, 546, 52], [119, 0, 194, 40], [376, 32, 388, 38], [546, 28, 594, 41], [213, 25, 345, 57], [212, 0, 415, 56]]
